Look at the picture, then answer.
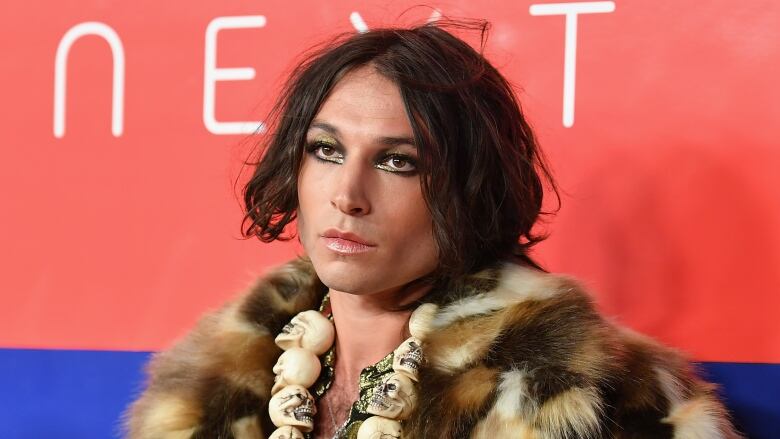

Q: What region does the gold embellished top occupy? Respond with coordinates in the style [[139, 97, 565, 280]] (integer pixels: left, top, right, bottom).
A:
[[307, 294, 397, 439]]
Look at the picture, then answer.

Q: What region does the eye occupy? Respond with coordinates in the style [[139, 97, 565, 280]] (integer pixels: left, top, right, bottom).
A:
[[317, 144, 336, 157], [377, 154, 417, 174], [306, 140, 343, 164]]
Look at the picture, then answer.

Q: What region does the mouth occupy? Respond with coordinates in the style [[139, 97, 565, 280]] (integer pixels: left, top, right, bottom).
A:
[[369, 395, 391, 410], [400, 351, 422, 371], [322, 237, 375, 255], [281, 323, 295, 334], [321, 228, 375, 246], [293, 405, 315, 423]]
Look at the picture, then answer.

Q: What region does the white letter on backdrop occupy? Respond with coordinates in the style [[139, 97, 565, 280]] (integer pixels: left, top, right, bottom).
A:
[[203, 15, 267, 135], [349, 8, 440, 33], [53, 22, 125, 138], [349, 12, 369, 33], [529, 2, 615, 127]]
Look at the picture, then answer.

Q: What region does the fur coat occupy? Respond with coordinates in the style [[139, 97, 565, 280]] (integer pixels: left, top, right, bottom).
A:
[[124, 257, 743, 438]]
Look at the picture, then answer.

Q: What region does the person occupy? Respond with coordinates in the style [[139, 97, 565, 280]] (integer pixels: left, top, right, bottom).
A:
[[124, 19, 743, 439]]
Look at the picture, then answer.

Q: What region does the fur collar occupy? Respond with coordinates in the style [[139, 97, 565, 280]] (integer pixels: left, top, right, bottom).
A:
[[125, 256, 743, 438]]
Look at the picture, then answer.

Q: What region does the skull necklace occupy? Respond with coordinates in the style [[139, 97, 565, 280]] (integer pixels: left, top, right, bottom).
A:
[[268, 304, 437, 439]]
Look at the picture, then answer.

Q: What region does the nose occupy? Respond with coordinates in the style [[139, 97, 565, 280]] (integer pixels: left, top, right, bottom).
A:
[[330, 161, 371, 216]]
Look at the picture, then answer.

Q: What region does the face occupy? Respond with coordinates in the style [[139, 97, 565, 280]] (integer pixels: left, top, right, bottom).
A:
[[269, 426, 305, 439], [356, 416, 402, 439], [272, 347, 321, 394], [367, 371, 417, 420], [297, 64, 439, 297], [274, 310, 335, 355], [392, 336, 423, 380], [268, 384, 316, 432]]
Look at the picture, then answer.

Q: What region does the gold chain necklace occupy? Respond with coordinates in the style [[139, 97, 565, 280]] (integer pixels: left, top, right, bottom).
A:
[[324, 394, 347, 439]]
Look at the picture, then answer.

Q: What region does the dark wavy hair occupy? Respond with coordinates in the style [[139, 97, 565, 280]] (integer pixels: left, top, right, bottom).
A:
[[241, 18, 560, 283]]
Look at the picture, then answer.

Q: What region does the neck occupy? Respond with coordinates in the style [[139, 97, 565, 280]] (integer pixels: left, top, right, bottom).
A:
[[328, 282, 431, 385]]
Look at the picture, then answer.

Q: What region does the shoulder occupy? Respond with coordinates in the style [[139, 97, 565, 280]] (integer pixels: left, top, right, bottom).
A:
[[423, 261, 606, 376], [124, 256, 324, 438], [408, 261, 744, 438]]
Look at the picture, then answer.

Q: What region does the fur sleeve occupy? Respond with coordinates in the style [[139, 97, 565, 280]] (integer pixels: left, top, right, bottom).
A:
[[610, 326, 746, 439], [406, 263, 744, 438], [122, 257, 324, 439]]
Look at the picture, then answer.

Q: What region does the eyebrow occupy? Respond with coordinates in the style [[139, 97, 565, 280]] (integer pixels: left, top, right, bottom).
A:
[[309, 121, 417, 149]]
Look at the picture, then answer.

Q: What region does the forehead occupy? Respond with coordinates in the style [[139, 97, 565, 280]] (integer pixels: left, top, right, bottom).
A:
[[310, 65, 412, 137]]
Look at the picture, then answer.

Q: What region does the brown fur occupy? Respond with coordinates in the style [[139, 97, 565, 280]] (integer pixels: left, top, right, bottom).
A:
[[124, 257, 743, 439], [448, 366, 500, 413]]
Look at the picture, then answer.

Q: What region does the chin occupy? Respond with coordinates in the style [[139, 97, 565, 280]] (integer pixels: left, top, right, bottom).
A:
[[311, 258, 383, 295], [317, 271, 373, 295]]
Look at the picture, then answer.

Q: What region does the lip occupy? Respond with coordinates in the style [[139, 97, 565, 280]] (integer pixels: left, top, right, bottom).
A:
[[321, 228, 375, 246], [321, 228, 376, 255]]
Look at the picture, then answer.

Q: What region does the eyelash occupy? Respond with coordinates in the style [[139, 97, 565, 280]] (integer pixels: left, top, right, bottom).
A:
[[304, 140, 418, 175]]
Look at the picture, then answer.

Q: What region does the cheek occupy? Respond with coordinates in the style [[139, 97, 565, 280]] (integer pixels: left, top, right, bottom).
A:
[[296, 160, 318, 247], [383, 181, 437, 250], [296, 161, 310, 215]]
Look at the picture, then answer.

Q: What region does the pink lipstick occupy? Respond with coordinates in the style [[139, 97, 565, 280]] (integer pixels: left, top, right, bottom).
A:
[[321, 228, 376, 255]]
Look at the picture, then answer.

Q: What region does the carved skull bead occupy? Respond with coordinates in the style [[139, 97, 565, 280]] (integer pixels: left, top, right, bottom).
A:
[[268, 426, 305, 439], [408, 303, 437, 339], [356, 416, 403, 439], [392, 337, 423, 381], [268, 384, 317, 432], [272, 347, 321, 394], [275, 310, 335, 355], [367, 372, 417, 420]]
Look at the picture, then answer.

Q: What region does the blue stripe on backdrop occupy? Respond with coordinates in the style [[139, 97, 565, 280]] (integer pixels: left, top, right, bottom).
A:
[[0, 349, 777, 439], [0, 349, 151, 439], [697, 362, 780, 439]]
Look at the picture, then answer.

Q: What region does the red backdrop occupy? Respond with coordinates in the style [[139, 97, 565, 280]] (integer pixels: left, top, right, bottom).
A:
[[1, 0, 778, 364]]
